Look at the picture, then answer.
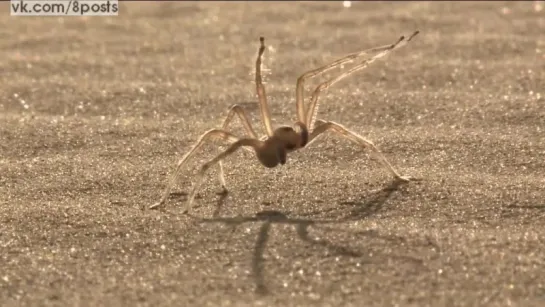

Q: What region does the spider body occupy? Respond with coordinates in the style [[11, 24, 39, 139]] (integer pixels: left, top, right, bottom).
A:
[[257, 123, 309, 168], [151, 32, 420, 212]]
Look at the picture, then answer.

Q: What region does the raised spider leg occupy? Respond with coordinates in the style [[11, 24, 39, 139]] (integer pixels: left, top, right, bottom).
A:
[[221, 105, 259, 139], [150, 129, 243, 210], [306, 31, 419, 129], [256, 37, 274, 137], [217, 104, 259, 192], [307, 120, 415, 182], [296, 31, 419, 125], [185, 138, 263, 213]]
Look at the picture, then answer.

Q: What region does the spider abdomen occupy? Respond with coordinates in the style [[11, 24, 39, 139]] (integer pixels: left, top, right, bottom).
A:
[[256, 145, 283, 168]]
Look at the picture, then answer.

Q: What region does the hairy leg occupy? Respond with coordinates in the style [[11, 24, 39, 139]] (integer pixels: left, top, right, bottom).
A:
[[305, 31, 419, 129], [184, 138, 264, 212], [308, 120, 415, 182], [218, 104, 259, 191], [295, 31, 419, 125], [256, 37, 274, 136], [150, 129, 242, 210]]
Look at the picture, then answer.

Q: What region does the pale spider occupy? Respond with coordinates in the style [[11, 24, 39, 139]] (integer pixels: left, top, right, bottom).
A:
[[151, 31, 420, 212]]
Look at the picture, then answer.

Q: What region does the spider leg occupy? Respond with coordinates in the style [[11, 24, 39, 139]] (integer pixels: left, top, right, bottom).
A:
[[296, 31, 418, 125], [218, 104, 259, 192], [185, 138, 264, 213], [256, 37, 274, 137], [221, 104, 259, 139], [305, 31, 419, 129], [308, 120, 415, 182], [150, 129, 242, 210]]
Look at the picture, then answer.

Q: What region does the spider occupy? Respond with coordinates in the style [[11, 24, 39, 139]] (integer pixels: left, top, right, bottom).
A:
[[150, 30, 420, 212]]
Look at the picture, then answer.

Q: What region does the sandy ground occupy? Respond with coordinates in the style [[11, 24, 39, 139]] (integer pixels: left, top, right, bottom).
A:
[[1, 1, 544, 306]]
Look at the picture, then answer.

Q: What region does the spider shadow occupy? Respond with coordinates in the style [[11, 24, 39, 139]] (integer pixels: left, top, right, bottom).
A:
[[195, 179, 409, 295], [162, 190, 227, 216], [299, 179, 408, 221], [339, 179, 408, 220]]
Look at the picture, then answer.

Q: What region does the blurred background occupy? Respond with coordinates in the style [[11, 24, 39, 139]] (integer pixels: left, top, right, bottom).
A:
[[1, 1, 543, 122]]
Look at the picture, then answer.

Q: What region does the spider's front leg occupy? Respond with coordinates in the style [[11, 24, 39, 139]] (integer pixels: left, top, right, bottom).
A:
[[307, 120, 418, 182], [217, 104, 259, 193], [184, 138, 263, 213], [294, 31, 419, 130], [150, 129, 243, 210]]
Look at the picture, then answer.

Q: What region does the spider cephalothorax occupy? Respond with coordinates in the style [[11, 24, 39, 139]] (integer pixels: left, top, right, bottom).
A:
[[257, 123, 309, 168], [151, 32, 420, 212]]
